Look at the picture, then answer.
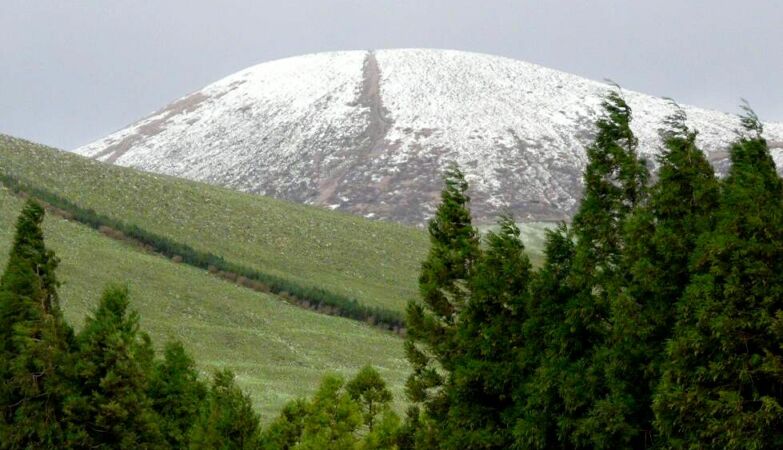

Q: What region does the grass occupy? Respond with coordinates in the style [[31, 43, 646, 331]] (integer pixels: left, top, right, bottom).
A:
[[0, 188, 409, 421], [0, 134, 428, 314]]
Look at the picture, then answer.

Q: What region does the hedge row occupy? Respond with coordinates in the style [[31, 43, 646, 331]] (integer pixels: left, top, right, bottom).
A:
[[0, 172, 406, 330]]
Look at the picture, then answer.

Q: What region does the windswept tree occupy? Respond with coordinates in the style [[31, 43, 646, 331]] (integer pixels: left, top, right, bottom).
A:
[[590, 105, 721, 448], [404, 164, 480, 440], [63, 285, 163, 448], [654, 105, 783, 448], [0, 200, 74, 448], [519, 89, 649, 448]]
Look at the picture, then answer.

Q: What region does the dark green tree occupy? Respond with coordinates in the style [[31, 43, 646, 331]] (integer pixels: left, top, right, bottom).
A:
[[514, 224, 577, 448], [446, 215, 532, 449], [346, 365, 393, 432], [190, 369, 261, 450], [149, 341, 208, 449], [653, 106, 783, 448], [0, 199, 73, 448], [587, 106, 720, 448], [404, 164, 480, 439], [519, 89, 649, 448], [63, 285, 163, 448]]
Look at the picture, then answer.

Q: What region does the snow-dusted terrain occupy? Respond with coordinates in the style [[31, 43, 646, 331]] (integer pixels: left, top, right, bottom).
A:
[[75, 49, 783, 225]]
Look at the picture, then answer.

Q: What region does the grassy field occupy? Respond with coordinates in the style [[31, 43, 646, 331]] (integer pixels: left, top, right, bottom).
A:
[[0, 134, 428, 313], [0, 188, 409, 421]]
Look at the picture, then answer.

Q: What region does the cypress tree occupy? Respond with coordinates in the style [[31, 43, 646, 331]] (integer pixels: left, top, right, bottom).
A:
[[654, 106, 783, 448], [190, 369, 261, 450], [446, 215, 532, 449], [0, 199, 73, 448], [149, 341, 208, 449], [63, 285, 163, 448], [587, 106, 720, 448], [404, 164, 480, 438]]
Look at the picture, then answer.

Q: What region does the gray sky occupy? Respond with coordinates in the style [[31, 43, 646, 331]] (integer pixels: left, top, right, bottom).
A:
[[2, 0, 781, 149]]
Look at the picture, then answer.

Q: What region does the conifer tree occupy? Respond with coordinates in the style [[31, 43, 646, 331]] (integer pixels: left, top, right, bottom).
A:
[[404, 164, 480, 436], [149, 341, 208, 449], [519, 89, 649, 448], [346, 365, 393, 432], [514, 224, 577, 448], [586, 106, 721, 448], [263, 374, 363, 450], [446, 215, 532, 449], [0, 199, 73, 448], [654, 106, 783, 448], [63, 285, 163, 448], [190, 369, 261, 450]]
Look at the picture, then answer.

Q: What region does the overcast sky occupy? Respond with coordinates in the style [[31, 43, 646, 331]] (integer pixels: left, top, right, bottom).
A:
[[2, 0, 781, 149]]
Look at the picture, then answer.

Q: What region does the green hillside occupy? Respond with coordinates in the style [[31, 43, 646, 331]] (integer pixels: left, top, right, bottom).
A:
[[0, 188, 409, 421], [0, 134, 428, 314]]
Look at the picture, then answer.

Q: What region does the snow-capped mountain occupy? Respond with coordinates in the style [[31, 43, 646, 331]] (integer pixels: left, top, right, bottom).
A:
[[74, 49, 783, 225]]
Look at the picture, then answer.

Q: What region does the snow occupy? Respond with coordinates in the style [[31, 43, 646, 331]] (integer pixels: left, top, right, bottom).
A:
[[74, 49, 783, 225]]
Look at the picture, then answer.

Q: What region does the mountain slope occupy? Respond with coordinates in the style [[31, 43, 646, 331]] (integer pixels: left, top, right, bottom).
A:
[[75, 49, 783, 224], [1, 134, 426, 313], [0, 188, 409, 421]]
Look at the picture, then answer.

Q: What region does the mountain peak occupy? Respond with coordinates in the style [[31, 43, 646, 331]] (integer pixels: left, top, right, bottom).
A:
[[74, 49, 783, 224]]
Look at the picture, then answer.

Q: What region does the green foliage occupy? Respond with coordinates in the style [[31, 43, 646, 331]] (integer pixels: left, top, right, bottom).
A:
[[150, 341, 209, 449], [190, 369, 262, 450], [405, 164, 480, 428], [346, 365, 394, 431], [591, 106, 720, 447], [653, 107, 783, 448], [514, 224, 577, 449], [446, 215, 532, 449], [0, 199, 73, 448], [263, 375, 362, 450], [63, 285, 164, 448]]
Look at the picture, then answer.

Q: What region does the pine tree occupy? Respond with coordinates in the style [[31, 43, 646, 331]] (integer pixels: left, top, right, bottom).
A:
[[404, 164, 480, 437], [654, 106, 783, 448], [346, 365, 393, 432], [190, 369, 261, 450], [149, 341, 208, 449], [586, 106, 721, 448], [446, 215, 532, 449], [0, 199, 73, 448], [63, 285, 163, 448]]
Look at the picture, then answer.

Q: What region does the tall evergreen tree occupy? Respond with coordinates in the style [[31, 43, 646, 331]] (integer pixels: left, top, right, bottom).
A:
[[149, 341, 208, 449], [520, 89, 649, 448], [0, 199, 73, 448], [190, 369, 261, 450], [63, 285, 163, 448], [404, 164, 480, 439], [514, 224, 577, 448], [446, 215, 532, 449], [654, 106, 783, 448], [587, 106, 721, 448]]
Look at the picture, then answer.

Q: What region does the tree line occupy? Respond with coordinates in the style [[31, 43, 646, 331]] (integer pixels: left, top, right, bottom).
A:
[[0, 173, 405, 330], [400, 94, 783, 449], [2, 88, 782, 449]]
